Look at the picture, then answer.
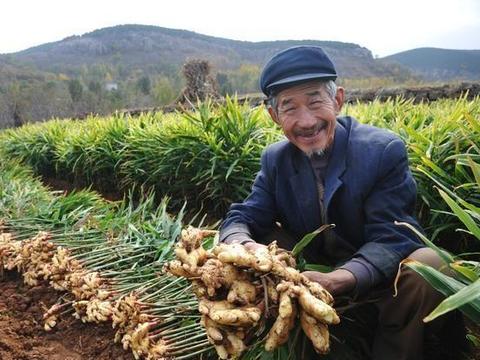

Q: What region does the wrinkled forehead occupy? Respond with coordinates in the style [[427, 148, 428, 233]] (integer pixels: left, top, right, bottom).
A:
[[276, 81, 330, 105]]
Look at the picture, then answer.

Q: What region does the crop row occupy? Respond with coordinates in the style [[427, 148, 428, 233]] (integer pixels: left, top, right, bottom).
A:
[[1, 96, 480, 248], [0, 98, 279, 218]]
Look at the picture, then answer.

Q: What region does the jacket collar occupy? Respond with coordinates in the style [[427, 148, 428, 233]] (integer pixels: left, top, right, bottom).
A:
[[288, 118, 349, 229], [324, 119, 348, 208]]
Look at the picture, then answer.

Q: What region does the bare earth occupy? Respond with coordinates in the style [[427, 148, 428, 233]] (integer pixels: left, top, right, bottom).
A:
[[0, 270, 134, 360]]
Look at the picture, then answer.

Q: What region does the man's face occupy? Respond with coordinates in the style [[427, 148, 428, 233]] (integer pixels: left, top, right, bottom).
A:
[[269, 81, 344, 156]]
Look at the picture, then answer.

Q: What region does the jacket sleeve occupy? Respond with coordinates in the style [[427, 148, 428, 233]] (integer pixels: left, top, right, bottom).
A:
[[219, 148, 278, 243], [345, 138, 423, 287]]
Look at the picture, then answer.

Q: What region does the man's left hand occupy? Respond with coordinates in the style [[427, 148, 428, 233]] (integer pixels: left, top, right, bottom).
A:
[[302, 269, 356, 296]]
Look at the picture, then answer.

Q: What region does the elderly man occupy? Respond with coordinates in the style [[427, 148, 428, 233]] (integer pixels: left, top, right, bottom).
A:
[[219, 46, 461, 359]]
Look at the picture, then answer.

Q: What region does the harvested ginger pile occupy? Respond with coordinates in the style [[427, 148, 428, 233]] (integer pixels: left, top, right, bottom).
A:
[[165, 226, 339, 359]]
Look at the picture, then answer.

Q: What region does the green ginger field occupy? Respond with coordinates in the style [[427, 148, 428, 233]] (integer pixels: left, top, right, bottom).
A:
[[0, 96, 479, 359]]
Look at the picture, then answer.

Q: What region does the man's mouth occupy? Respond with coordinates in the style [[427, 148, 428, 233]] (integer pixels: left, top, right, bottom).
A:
[[295, 123, 327, 139]]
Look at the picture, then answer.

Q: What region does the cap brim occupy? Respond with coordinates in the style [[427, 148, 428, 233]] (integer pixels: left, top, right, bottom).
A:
[[266, 72, 337, 93]]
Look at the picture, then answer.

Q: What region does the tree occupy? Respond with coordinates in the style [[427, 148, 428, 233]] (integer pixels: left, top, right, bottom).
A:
[[88, 80, 102, 95], [229, 64, 261, 94], [13, 104, 23, 127], [137, 75, 151, 95], [216, 72, 233, 95], [4, 83, 27, 127], [68, 79, 83, 102], [153, 77, 177, 105]]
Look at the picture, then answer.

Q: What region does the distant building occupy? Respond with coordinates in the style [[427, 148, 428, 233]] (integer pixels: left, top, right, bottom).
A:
[[105, 82, 118, 91]]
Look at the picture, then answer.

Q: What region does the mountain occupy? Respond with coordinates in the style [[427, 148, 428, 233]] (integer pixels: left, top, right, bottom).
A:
[[383, 48, 480, 81], [0, 54, 51, 81], [1, 24, 477, 129], [2, 24, 401, 80]]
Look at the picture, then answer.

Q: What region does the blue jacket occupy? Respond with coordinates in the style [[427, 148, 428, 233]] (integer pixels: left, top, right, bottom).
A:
[[220, 116, 423, 280]]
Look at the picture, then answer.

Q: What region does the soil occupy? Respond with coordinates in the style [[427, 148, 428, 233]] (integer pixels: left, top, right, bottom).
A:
[[0, 270, 134, 360]]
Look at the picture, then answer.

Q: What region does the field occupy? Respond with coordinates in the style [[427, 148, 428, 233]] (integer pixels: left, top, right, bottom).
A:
[[0, 271, 133, 360], [0, 96, 479, 359]]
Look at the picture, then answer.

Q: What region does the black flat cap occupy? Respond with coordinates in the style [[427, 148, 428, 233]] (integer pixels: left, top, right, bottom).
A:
[[260, 46, 337, 96]]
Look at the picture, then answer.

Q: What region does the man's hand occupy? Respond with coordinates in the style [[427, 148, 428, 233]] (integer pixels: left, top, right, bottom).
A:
[[241, 243, 356, 296], [302, 269, 356, 296], [243, 241, 267, 253]]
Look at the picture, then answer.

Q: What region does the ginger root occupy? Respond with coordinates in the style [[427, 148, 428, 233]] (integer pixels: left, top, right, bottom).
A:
[[163, 259, 198, 278], [174, 246, 207, 270], [201, 314, 246, 359], [199, 299, 261, 327], [265, 289, 297, 351], [300, 310, 330, 354], [227, 279, 257, 305], [215, 243, 273, 272], [201, 315, 224, 344]]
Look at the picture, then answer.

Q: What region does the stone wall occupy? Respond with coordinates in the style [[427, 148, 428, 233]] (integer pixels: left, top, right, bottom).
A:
[[35, 82, 480, 123], [344, 82, 480, 104]]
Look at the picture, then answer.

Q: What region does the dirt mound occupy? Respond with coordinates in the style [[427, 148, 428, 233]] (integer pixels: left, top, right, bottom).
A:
[[344, 82, 480, 103], [0, 270, 134, 360]]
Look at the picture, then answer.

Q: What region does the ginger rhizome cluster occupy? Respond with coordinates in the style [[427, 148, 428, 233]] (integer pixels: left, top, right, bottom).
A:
[[165, 226, 340, 358], [0, 229, 198, 360]]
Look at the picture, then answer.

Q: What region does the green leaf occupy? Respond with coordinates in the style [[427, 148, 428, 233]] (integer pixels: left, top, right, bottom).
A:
[[467, 157, 480, 186], [395, 221, 454, 264], [420, 156, 454, 181], [225, 158, 240, 180], [438, 188, 480, 241], [424, 278, 480, 322], [291, 224, 335, 257], [304, 263, 333, 273], [418, 167, 480, 215], [405, 260, 480, 323], [465, 112, 480, 135], [259, 351, 274, 360], [450, 262, 479, 282], [296, 256, 307, 272], [466, 334, 480, 347]]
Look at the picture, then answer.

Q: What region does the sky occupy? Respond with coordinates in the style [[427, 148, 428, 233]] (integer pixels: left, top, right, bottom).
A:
[[1, 0, 479, 57]]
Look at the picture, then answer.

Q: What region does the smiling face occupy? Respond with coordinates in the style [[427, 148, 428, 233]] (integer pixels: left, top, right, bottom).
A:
[[268, 81, 344, 156]]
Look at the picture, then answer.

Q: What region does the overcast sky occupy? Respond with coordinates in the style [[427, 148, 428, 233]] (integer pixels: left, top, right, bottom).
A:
[[1, 0, 479, 57]]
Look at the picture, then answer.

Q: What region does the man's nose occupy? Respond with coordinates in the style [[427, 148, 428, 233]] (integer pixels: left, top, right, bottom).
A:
[[296, 107, 317, 128]]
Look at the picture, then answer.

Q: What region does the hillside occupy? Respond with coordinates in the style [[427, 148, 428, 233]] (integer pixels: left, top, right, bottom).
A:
[[0, 24, 415, 128], [383, 47, 480, 81], [1, 25, 479, 129], [4, 24, 398, 80], [0, 58, 50, 83]]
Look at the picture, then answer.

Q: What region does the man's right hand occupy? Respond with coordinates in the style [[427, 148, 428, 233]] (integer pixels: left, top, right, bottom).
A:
[[243, 241, 267, 253]]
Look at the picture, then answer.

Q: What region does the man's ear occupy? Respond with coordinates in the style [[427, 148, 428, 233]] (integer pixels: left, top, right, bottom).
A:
[[334, 87, 345, 114], [268, 106, 281, 125]]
